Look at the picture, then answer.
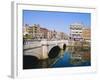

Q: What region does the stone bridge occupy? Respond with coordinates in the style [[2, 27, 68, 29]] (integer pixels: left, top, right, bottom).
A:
[[23, 40, 69, 59]]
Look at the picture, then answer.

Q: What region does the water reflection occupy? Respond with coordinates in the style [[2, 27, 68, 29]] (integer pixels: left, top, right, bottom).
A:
[[51, 46, 91, 67], [23, 44, 91, 69]]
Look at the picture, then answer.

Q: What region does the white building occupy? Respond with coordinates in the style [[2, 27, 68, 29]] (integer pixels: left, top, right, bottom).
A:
[[70, 23, 84, 41]]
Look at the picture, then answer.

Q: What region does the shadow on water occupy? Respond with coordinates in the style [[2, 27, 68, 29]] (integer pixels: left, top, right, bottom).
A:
[[63, 44, 66, 51], [23, 55, 39, 69]]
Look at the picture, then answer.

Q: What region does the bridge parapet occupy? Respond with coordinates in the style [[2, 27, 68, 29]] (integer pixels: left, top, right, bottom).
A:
[[24, 43, 41, 50]]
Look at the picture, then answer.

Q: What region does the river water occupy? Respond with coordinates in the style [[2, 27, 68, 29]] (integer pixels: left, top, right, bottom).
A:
[[23, 46, 91, 69], [51, 51, 91, 68]]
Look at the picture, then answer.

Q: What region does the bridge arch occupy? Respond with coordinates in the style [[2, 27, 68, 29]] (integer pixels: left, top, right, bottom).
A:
[[48, 45, 61, 59]]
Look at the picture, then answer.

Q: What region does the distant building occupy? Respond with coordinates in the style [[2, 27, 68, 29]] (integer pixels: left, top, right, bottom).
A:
[[40, 27, 48, 39], [70, 23, 83, 41], [60, 32, 69, 40], [32, 24, 41, 39], [55, 32, 62, 40], [23, 24, 69, 40], [23, 24, 33, 39], [23, 24, 33, 34], [82, 28, 91, 42], [47, 30, 54, 40]]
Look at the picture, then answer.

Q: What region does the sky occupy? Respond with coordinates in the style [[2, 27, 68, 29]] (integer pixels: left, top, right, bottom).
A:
[[23, 10, 91, 34]]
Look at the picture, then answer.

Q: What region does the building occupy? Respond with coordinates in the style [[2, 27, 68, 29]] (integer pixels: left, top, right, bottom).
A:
[[47, 30, 54, 40], [23, 24, 33, 34], [32, 24, 41, 39], [82, 28, 91, 42], [23, 24, 33, 39], [23, 24, 69, 40], [40, 27, 48, 39], [23, 24, 42, 39], [48, 30, 58, 40], [60, 32, 69, 40], [70, 23, 83, 41], [55, 31, 62, 40]]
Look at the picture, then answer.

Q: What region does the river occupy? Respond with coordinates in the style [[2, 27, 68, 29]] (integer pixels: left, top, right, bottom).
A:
[[51, 51, 91, 68], [23, 46, 91, 69]]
